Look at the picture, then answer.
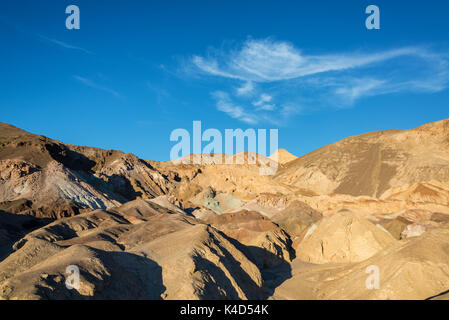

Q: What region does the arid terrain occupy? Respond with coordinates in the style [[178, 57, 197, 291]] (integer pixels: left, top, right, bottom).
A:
[[1, 120, 449, 300]]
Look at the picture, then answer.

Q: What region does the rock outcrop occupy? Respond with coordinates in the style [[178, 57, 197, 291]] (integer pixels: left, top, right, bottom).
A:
[[0, 200, 265, 300], [295, 211, 396, 264]]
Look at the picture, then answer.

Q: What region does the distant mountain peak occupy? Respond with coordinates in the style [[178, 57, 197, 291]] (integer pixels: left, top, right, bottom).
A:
[[269, 148, 297, 164]]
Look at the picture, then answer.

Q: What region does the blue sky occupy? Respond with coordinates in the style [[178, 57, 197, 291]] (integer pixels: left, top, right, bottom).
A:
[[1, 0, 449, 161]]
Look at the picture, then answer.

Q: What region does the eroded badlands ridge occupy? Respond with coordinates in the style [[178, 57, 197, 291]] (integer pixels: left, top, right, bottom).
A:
[[1, 120, 449, 299]]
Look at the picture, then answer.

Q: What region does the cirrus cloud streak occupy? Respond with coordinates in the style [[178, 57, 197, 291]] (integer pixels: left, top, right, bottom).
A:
[[190, 38, 449, 124]]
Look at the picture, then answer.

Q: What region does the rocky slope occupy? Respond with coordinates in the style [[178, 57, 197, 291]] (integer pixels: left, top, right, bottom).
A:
[[0, 200, 267, 299], [0, 123, 172, 218], [273, 224, 449, 300], [274, 119, 449, 197], [1, 119, 449, 300], [269, 148, 297, 165]]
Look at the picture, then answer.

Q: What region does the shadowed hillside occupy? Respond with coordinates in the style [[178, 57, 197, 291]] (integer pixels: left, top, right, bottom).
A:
[[1, 120, 449, 300]]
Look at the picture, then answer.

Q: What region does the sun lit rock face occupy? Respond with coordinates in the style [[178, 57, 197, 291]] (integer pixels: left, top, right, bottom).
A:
[[0, 200, 264, 300], [206, 210, 294, 269], [269, 149, 297, 165], [0, 123, 174, 218], [400, 222, 435, 239], [275, 119, 449, 198], [2, 119, 449, 300], [295, 211, 396, 264], [314, 226, 449, 300]]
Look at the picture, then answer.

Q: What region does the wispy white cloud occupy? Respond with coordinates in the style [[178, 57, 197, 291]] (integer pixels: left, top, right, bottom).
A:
[[236, 81, 254, 96], [212, 91, 296, 125], [335, 78, 386, 103], [73, 75, 121, 98], [212, 91, 258, 124], [38, 34, 92, 54], [0, 19, 92, 55], [192, 39, 438, 82], [280, 104, 301, 118], [252, 93, 275, 111], [190, 38, 449, 124], [257, 104, 275, 111], [253, 93, 272, 105]]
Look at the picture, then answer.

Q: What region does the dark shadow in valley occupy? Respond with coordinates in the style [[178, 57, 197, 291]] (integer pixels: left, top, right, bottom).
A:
[[205, 237, 265, 300], [37, 250, 165, 300], [212, 229, 293, 299], [192, 254, 241, 299], [45, 142, 96, 172], [184, 207, 200, 215], [46, 143, 144, 205], [0, 210, 52, 261]]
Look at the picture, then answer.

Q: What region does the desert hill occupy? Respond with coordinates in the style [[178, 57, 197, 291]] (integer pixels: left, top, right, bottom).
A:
[[269, 148, 297, 164], [0, 199, 268, 299], [295, 211, 396, 264], [274, 119, 449, 198], [1, 119, 449, 300], [0, 122, 173, 218], [273, 224, 449, 300]]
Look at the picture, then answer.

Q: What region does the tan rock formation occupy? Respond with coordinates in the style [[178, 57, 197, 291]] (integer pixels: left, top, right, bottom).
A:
[[295, 211, 396, 264]]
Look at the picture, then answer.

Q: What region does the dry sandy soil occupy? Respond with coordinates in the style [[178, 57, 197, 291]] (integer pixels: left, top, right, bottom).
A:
[[1, 119, 449, 299]]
